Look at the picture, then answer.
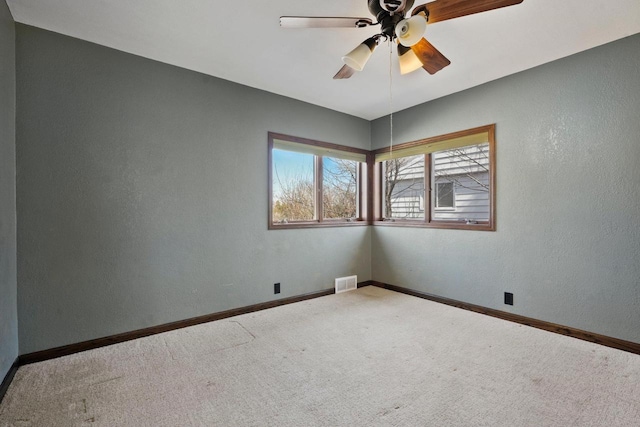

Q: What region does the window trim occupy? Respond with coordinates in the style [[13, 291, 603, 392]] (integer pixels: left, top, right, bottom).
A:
[[268, 132, 371, 230], [371, 124, 496, 231]]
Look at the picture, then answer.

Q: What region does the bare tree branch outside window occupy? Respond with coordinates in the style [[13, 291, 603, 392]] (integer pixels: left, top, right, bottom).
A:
[[433, 144, 490, 193], [323, 158, 357, 219], [272, 151, 315, 222]]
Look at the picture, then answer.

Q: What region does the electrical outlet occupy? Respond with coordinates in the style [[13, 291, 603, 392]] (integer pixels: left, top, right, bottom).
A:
[[504, 292, 513, 305], [274, 283, 280, 294]]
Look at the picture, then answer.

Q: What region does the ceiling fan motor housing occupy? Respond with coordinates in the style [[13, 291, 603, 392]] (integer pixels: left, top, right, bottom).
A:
[[369, 0, 415, 17], [379, 0, 406, 13], [369, 0, 415, 38]]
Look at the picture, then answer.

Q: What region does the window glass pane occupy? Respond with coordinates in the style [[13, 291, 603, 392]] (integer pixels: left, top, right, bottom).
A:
[[272, 149, 315, 222], [383, 155, 425, 219], [323, 157, 358, 220], [432, 143, 490, 222], [436, 182, 455, 208]]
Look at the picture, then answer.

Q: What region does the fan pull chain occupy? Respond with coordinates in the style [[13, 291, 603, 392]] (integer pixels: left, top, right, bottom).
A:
[[388, 40, 393, 158]]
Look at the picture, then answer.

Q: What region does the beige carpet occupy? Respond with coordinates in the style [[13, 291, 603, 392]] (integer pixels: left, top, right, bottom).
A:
[[1, 286, 639, 426]]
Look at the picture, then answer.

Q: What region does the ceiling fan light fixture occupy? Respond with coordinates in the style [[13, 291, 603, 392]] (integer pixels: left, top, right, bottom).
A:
[[397, 44, 423, 75], [395, 15, 426, 47], [342, 37, 378, 71]]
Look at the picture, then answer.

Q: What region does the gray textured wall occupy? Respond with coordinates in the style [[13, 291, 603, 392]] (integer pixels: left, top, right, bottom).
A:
[[371, 35, 640, 343], [0, 0, 17, 379], [13, 23, 640, 355], [16, 25, 372, 354]]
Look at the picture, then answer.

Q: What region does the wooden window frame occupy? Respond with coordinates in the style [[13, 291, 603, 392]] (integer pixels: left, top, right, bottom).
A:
[[371, 124, 496, 231], [268, 132, 371, 230]]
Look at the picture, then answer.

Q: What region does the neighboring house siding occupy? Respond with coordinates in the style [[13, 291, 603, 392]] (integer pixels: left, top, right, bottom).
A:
[[432, 173, 490, 221], [389, 180, 425, 218]]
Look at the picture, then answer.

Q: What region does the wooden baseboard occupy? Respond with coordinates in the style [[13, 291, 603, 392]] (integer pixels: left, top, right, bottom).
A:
[[369, 281, 640, 355], [0, 357, 20, 405], [20, 284, 360, 365]]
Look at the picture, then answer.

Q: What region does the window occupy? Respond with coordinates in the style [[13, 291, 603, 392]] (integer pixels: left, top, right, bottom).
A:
[[373, 124, 495, 230], [269, 133, 369, 229], [435, 182, 455, 209]]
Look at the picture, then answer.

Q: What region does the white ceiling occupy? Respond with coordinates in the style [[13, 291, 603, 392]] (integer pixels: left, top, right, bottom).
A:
[[7, 0, 640, 120]]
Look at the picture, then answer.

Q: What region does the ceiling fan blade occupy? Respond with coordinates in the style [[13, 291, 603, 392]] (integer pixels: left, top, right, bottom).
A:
[[411, 38, 451, 74], [412, 0, 523, 24], [280, 16, 373, 29], [333, 64, 357, 80]]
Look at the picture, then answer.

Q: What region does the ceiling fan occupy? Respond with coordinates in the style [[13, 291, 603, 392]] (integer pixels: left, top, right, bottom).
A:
[[280, 0, 524, 79]]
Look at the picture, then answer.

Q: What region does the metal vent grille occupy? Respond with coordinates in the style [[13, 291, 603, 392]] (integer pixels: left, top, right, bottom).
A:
[[335, 275, 358, 294]]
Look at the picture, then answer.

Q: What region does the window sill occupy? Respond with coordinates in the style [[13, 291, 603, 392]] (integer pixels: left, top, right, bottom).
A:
[[372, 220, 495, 231], [268, 220, 369, 230]]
